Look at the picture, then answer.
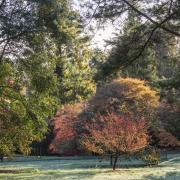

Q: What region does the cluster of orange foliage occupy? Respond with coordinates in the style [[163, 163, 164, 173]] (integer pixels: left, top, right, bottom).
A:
[[81, 113, 149, 169], [49, 103, 84, 155], [90, 78, 159, 122]]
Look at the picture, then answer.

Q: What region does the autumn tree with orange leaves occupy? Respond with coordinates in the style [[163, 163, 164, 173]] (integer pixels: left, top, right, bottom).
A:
[[89, 78, 159, 124], [81, 113, 149, 170]]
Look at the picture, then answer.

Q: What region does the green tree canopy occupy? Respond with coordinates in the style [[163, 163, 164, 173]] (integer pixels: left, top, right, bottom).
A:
[[0, 0, 95, 156]]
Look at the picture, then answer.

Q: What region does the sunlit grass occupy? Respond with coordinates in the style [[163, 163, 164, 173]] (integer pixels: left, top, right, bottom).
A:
[[0, 154, 179, 180]]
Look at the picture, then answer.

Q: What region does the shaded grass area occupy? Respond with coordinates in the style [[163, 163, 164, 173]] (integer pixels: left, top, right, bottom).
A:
[[0, 154, 179, 179]]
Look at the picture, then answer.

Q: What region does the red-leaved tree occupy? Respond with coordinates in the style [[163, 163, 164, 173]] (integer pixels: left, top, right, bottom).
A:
[[49, 103, 84, 155], [81, 113, 149, 170]]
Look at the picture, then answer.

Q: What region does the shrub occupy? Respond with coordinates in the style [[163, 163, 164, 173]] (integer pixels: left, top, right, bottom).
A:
[[158, 102, 180, 140], [141, 147, 160, 166], [152, 128, 180, 149]]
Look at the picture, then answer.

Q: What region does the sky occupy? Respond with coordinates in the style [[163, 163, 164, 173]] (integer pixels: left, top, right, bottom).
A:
[[90, 23, 117, 50], [72, 0, 118, 50]]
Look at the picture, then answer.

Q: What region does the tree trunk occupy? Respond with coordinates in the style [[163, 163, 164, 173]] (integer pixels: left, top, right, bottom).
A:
[[113, 155, 118, 170], [0, 156, 4, 162], [110, 155, 113, 166]]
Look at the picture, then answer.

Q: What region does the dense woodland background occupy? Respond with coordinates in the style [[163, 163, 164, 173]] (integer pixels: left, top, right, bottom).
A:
[[0, 0, 180, 167]]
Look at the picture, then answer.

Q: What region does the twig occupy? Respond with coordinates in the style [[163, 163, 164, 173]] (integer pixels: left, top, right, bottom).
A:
[[123, 12, 177, 67], [122, 0, 180, 36]]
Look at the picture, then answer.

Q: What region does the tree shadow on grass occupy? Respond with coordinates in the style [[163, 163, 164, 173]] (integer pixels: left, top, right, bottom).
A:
[[143, 172, 180, 180]]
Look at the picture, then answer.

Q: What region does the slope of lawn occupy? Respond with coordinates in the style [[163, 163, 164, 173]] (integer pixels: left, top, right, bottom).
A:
[[0, 153, 179, 180]]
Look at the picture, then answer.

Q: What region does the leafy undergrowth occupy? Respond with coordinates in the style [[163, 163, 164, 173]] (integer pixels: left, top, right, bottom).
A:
[[0, 154, 179, 180]]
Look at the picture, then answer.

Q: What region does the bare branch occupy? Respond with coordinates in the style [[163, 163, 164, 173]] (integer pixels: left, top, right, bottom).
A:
[[86, 2, 100, 26], [168, 0, 174, 15], [122, 0, 180, 37], [0, 0, 6, 10], [123, 12, 177, 67], [0, 39, 9, 62]]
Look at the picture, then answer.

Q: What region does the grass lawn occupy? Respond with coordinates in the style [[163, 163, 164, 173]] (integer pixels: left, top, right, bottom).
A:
[[0, 154, 179, 180]]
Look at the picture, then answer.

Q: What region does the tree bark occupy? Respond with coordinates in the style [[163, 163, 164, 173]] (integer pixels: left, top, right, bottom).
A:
[[110, 155, 113, 166], [0, 156, 4, 162], [113, 155, 118, 170]]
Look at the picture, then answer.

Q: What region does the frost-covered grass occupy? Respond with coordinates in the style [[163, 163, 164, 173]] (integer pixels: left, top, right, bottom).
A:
[[0, 154, 179, 180]]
